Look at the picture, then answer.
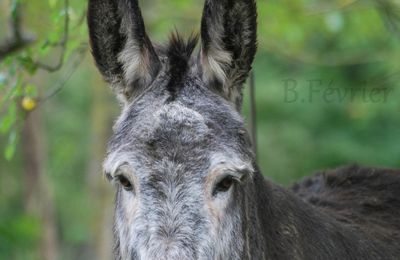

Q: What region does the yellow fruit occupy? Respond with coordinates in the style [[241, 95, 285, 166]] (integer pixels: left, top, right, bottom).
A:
[[22, 97, 37, 111]]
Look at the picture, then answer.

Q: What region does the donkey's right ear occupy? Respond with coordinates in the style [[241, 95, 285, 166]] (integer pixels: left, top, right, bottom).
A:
[[200, 0, 257, 110], [88, 0, 160, 100]]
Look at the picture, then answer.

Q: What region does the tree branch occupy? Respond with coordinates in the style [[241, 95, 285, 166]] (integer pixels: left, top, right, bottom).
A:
[[40, 44, 87, 105], [0, 37, 34, 60], [34, 0, 70, 72], [375, 0, 400, 38], [0, 1, 35, 61]]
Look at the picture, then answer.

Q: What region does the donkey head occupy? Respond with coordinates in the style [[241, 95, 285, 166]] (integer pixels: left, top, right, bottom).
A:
[[88, 0, 258, 258]]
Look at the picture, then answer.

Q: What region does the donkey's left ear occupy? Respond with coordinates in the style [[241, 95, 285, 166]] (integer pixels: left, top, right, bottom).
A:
[[200, 0, 257, 108], [88, 0, 160, 101]]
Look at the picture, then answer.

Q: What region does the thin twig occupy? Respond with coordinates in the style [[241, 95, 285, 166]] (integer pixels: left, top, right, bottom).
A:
[[375, 0, 400, 38], [75, 9, 88, 28], [34, 0, 70, 72], [39, 44, 87, 105]]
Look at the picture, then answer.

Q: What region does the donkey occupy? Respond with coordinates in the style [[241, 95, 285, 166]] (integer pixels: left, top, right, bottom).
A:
[[87, 0, 400, 259]]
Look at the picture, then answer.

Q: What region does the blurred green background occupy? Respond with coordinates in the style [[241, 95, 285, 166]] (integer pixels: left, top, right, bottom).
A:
[[1, 0, 400, 259]]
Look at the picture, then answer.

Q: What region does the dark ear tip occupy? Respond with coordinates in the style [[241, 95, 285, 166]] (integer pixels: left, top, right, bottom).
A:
[[87, 0, 161, 99]]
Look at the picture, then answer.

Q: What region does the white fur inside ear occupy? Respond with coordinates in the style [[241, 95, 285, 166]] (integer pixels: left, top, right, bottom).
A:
[[201, 45, 232, 86], [200, 0, 257, 109], [118, 37, 152, 86], [201, 10, 232, 86]]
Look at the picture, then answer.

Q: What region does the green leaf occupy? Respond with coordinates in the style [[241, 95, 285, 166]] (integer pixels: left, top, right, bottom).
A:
[[0, 102, 17, 134], [25, 84, 38, 97], [2, 78, 22, 106], [17, 55, 37, 75], [39, 40, 52, 56], [49, 0, 58, 8], [5, 130, 18, 161], [10, 0, 20, 21]]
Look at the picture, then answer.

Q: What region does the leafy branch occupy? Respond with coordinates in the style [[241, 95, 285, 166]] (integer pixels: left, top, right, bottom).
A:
[[0, 0, 88, 160], [33, 0, 70, 72], [0, 0, 35, 60]]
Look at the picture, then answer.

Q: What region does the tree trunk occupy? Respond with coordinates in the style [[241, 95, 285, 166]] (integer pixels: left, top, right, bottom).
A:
[[86, 73, 115, 259], [22, 108, 59, 260]]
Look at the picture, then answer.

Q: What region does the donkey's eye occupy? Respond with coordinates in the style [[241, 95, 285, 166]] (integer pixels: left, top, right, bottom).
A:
[[214, 176, 235, 195], [117, 175, 133, 191]]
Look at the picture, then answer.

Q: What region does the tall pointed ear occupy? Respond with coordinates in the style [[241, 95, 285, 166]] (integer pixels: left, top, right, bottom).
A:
[[200, 0, 257, 108], [88, 0, 160, 101]]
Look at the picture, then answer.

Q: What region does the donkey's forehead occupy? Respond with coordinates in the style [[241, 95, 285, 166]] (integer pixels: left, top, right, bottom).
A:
[[153, 102, 208, 133], [104, 96, 252, 175], [104, 102, 207, 170], [119, 100, 209, 142]]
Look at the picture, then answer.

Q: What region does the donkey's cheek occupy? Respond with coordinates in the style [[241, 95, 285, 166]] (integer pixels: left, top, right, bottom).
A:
[[117, 191, 139, 230], [115, 210, 135, 259]]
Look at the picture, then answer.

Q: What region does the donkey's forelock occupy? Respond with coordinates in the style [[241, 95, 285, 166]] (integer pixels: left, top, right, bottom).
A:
[[162, 33, 199, 100]]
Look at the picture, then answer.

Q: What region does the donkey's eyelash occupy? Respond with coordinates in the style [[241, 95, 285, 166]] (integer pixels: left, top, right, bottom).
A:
[[104, 172, 113, 182], [220, 168, 251, 183], [217, 172, 245, 184], [113, 174, 134, 192]]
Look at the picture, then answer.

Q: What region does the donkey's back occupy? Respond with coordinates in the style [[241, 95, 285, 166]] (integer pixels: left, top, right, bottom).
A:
[[292, 165, 400, 244]]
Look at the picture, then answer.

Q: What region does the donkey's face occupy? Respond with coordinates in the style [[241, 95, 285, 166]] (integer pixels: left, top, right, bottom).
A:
[[88, 0, 257, 259]]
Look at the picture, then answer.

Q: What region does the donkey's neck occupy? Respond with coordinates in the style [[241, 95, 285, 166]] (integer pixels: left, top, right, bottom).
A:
[[251, 170, 389, 260]]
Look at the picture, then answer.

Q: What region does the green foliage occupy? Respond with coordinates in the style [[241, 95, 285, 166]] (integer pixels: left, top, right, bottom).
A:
[[0, 215, 41, 258], [0, 0, 87, 160], [245, 53, 400, 184]]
